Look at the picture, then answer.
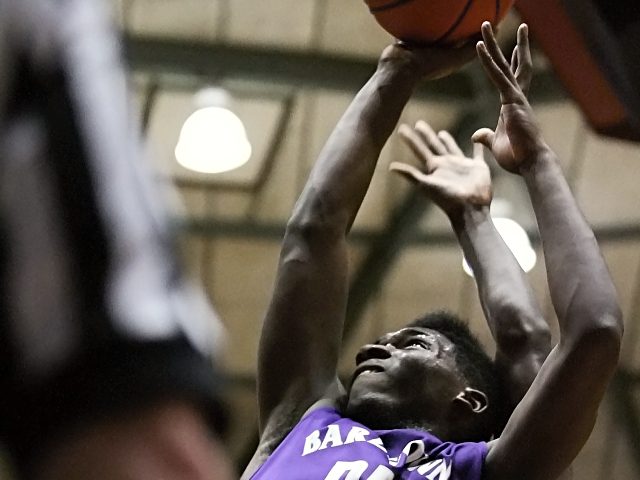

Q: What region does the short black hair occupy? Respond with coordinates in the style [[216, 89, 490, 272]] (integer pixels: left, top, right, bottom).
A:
[[409, 310, 502, 441]]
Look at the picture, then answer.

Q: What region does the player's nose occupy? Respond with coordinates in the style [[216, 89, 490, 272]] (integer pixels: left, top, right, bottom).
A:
[[355, 343, 393, 365]]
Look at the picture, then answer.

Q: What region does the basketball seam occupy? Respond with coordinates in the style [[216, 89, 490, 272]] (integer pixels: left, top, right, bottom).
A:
[[434, 0, 475, 44], [368, 0, 419, 14], [495, 0, 501, 23]]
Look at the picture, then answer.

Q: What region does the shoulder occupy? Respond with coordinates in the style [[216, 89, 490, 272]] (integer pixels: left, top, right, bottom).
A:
[[262, 397, 343, 453], [242, 397, 343, 479]]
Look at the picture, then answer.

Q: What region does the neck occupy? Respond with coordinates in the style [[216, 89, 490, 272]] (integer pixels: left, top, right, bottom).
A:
[[342, 400, 448, 438]]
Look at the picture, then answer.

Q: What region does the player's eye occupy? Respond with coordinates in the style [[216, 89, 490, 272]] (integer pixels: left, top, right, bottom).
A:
[[406, 340, 430, 350]]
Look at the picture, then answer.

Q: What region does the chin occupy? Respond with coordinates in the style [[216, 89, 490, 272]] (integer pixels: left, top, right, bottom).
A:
[[344, 397, 398, 430], [344, 389, 416, 431]]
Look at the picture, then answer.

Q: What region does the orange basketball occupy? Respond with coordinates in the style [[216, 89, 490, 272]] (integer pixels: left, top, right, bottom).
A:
[[365, 0, 516, 45]]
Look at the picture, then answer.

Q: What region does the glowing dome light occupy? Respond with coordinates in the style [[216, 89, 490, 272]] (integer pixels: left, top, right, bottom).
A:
[[463, 217, 537, 277], [175, 90, 252, 174]]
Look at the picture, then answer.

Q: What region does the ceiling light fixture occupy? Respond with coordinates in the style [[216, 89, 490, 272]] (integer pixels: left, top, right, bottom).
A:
[[175, 87, 252, 174]]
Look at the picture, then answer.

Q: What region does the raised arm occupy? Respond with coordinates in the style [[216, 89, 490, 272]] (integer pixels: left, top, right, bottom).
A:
[[456, 22, 552, 412], [471, 23, 623, 480], [391, 117, 551, 420], [255, 44, 476, 447]]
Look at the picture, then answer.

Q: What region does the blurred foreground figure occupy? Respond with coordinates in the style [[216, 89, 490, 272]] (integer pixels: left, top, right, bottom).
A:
[[0, 1, 233, 479]]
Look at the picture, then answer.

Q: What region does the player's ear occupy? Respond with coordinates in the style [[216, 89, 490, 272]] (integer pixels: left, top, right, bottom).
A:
[[454, 388, 489, 414]]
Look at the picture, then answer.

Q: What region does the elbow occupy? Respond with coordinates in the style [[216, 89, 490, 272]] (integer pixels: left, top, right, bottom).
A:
[[492, 302, 551, 352], [592, 310, 624, 353], [286, 195, 348, 242], [279, 197, 350, 264], [568, 310, 624, 368], [285, 215, 345, 246]]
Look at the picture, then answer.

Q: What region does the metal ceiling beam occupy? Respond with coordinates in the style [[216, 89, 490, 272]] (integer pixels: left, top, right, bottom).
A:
[[125, 36, 564, 102], [125, 36, 473, 100], [179, 217, 640, 247]]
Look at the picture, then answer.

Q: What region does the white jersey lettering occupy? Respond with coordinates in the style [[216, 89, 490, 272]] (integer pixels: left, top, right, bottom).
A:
[[324, 460, 368, 480], [367, 437, 387, 453], [320, 424, 344, 450], [418, 459, 452, 480], [345, 426, 370, 444], [367, 465, 394, 479], [302, 429, 322, 456]]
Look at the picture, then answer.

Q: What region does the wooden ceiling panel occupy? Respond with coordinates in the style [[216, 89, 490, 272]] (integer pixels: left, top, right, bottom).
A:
[[599, 243, 640, 370], [382, 246, 466, 330], [302, 90, 353, 176], [226, 0, 316, 48], [320, 0, 392, 57], [248, 112, 304, 224], [212, 239, 280, 374], [576, 132, 640, 226], [534, 101, 584, 173], [125, 0, 221, 40]]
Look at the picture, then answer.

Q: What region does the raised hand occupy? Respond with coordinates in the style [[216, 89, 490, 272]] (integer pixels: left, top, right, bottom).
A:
[[390, 120, 492, 218], [472, 22, 548, 174]]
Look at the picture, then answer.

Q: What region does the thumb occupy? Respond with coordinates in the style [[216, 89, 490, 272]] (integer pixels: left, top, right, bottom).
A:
[[472, 128, 495, 150], [472, 141, 487, 161]]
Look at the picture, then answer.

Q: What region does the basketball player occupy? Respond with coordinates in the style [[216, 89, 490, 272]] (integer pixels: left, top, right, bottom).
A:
[[243, 22, 622, 480], [0, 1, 232, 479]]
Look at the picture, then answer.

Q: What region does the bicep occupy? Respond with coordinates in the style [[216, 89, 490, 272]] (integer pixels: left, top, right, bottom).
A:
[[486, 338, 617, 480], [257, 228, 349, 434]]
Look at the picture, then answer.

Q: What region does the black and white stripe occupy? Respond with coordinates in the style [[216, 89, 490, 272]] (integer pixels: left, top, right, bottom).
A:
[[0, 0, 222, 434]]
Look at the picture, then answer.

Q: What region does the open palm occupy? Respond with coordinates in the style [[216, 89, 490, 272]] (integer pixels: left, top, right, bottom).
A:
[[390, 121, 492, 218]]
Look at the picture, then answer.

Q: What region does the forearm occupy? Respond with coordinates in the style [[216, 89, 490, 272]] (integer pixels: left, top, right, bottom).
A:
[[453, 207, 549, 344], [522, 148, 622, 339], [289, 55, 419, 233], [452, 206, 550, 402]]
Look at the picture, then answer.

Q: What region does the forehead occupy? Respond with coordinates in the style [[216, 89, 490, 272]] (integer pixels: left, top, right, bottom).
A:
[[375, 327, 453, 347]]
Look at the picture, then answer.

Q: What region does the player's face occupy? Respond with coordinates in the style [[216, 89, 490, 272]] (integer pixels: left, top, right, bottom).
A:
[[344, 327, 466, 430]]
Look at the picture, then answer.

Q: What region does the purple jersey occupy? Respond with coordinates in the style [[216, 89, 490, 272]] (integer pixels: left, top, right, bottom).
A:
[[251, 407, 487, 480]]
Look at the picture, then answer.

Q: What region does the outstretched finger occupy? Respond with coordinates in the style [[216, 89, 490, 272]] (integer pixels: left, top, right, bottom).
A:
[[480, 22, 516, 84], [515, 23, 533, 93], [517, 24, 532, 67], [389, 162, 428, 185], [437, 130, 464, 156], [477, 41, 518, 98], [510, 46, 519, 74], [398, 124, 438, 172], [414, 120, 448, 156], [389, 162, 446, 196]]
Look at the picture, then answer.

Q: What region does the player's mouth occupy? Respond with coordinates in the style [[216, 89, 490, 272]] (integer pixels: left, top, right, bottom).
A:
[[352, 361, 386, 381]]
